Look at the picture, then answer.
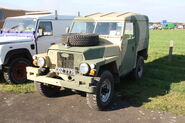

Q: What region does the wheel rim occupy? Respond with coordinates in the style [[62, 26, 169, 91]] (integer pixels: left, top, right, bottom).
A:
[[12, 63, 27, 81], [137, 61, 143, 78], [100, 79, 111, 103]]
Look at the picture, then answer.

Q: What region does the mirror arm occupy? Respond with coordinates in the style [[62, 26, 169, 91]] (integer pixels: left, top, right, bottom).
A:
[[66, 27, 70, 33]]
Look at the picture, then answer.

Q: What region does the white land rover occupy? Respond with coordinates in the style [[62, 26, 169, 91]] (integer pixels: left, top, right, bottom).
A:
[[0, 12, 75, 84]]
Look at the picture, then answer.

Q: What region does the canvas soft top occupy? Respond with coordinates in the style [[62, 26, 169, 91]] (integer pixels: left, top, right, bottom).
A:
[[74, 12, 148, 22]]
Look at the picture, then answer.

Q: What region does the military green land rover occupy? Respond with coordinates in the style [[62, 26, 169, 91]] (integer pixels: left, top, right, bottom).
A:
[[27, 12, 149, 110]]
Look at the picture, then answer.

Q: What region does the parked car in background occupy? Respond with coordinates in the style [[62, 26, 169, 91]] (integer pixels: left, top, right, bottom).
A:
[[149, 24, 154, 30], [0, 12, 75, 84], [162, 23, 175, 29], [177, 25, 183, 29]]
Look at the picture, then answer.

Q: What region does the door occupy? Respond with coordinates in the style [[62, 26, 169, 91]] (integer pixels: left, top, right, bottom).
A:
[[36, 21, 58, 54], [119, 22, 137, 76]]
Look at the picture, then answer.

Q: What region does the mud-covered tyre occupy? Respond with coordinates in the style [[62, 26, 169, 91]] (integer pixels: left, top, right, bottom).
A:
[[86, 70, 114, 111], [3, 58, 31, 84], [131, 56, 144, 80], [61, 33, 99, 46], [35, 82, 61, 97]]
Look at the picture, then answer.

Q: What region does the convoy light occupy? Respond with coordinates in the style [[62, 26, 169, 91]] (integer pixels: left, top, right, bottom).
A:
[[32, 55, 37, 60], [90, 64, 95, 69]]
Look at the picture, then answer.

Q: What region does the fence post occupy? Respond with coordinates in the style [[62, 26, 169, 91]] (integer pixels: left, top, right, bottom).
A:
[[168, 40, 174, 62]]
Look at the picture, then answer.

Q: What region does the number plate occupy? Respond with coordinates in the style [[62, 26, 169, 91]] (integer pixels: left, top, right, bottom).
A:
[[56, 67, 76, 76]]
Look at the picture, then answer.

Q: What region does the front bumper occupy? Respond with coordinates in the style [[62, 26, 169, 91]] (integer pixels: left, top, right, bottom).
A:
[[26, 67, 96, 93]]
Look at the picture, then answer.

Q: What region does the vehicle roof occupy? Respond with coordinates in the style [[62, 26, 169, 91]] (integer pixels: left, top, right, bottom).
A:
[[6, 14, 76, 20], [74, 12, 148, 22]]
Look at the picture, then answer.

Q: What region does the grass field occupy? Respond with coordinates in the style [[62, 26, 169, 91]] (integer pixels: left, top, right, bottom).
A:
[[119, 29, 185, 114], [0, 30, 185, 114]]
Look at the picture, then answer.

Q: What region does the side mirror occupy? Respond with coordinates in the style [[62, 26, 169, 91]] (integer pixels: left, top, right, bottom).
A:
[[121, 35, 130, 40], [37, 29, 43, 37], [122, 34, 134, 40], [65, 27, 70, 33], [33, 31, 36, 35]]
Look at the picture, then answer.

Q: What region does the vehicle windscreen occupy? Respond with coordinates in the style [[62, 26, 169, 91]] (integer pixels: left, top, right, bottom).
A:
[[3, 18, 37, 33], [95, 22, 123, 36], [71, 22, 95, 33], [71, 22, 123, 36]]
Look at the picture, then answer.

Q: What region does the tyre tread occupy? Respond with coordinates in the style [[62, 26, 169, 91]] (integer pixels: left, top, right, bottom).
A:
[[61, 33, 99, 46]]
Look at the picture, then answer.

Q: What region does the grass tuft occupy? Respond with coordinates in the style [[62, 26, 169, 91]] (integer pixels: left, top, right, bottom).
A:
[[0, 82, 35, 93]]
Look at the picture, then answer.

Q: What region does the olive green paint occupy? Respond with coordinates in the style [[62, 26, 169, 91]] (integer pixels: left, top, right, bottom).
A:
[[27, 12, 149, 93]]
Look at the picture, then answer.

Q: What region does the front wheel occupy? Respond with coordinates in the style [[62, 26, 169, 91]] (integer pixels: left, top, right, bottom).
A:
[[35, 82, 61, 97], [3, 58, 31, 84], [86, 70, 114, 111]]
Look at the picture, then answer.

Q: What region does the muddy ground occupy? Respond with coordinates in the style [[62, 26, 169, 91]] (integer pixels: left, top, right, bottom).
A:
[[0, 91, 184, 123]]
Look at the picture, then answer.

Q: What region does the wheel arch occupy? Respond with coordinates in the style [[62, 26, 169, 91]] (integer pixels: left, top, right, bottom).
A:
[[4, 48, 33, 65], [137, 48, 148, 60], [98, 61, 120, 83]]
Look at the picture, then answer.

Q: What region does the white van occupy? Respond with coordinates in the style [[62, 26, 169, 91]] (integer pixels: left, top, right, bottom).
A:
[[0, 12, 75, 84]]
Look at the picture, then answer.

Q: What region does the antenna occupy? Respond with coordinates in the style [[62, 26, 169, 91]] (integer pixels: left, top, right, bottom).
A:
[[55, 10, 58, 20], [78, 11, 80, 17]]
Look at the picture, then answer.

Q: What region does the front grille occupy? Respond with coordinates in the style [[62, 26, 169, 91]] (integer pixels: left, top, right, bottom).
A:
[[57, 53, 74, 69], [50, 64, 56, 69]]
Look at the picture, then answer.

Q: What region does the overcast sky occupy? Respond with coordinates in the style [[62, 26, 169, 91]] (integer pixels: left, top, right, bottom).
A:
[[0, 0, 184, 22]]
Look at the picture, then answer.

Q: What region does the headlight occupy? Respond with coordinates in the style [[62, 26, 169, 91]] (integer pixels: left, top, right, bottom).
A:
[[37, 57, 45, 67], [79, 63, 89, 74]]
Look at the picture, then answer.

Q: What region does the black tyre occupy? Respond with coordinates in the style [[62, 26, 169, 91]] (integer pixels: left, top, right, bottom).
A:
[[86, 70, 114, 110], [35, 82, 61, 97], [3, 58, 31, 84], [0, 71, 6, 83], [131, 56, 144, 80], [61, 33, 99, 46]]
